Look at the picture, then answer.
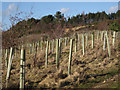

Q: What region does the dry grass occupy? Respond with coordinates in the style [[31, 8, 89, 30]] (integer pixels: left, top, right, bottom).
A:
[[2, 31, 120, 88]]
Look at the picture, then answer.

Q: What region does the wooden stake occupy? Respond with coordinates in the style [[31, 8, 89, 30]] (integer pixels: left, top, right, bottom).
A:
[[106, 31, 111, 57], [68, 38, 73, 75], [6, 47, 14, 87], [20, 48, 25, 89], [45, 41, 49, 67], [56, 39, 59, 69], [5, 49, 8, 67], [82, 34, 85, 55]]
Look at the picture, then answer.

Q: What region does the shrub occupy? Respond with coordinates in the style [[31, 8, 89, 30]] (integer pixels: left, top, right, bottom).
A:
[[109, 22, 120, 32]]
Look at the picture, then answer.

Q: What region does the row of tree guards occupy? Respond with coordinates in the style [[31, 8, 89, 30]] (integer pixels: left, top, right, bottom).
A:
[[3, 30, 117, 89]]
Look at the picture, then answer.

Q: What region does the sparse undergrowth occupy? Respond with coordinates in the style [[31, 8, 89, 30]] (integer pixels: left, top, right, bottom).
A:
[[2, 31, 120, 89]]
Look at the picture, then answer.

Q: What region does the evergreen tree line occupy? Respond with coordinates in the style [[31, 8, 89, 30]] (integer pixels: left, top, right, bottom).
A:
[[2, 10, 120, 48], [11, 10, 120, 34], [29, 10, 120, 26]]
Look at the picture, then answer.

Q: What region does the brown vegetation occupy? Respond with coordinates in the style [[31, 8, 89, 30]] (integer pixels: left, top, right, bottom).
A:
[[2, 31, 120, 88]]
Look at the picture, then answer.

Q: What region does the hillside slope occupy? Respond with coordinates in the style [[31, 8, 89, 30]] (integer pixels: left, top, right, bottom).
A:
[[2, 31, 120, 89]]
